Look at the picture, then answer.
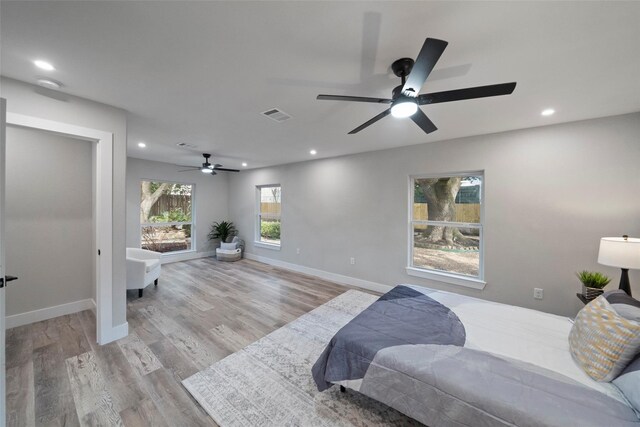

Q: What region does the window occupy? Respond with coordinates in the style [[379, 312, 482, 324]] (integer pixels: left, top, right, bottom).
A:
[[256, 185, 281, 247], [140, 180, 194, 253], [409, 173, 483, 284]]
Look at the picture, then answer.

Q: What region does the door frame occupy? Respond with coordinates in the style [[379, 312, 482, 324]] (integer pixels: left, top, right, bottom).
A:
[[1, 98, 7, 427], [6, 112, 115, 345]]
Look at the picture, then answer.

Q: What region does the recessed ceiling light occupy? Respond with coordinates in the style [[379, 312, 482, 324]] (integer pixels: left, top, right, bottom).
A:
[[137, 142, 146, 148], [541, 108, 555, 116], [36, 78, 61, 90], [34, 60, 55, 71], [242, 162, 248, 167], [310, 149, 317, 155]]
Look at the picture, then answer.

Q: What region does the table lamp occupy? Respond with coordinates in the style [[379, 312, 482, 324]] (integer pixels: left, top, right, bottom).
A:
[[597, 235, 640, 296]]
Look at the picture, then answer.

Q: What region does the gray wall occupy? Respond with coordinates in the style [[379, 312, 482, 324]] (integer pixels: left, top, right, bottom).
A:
[[126, 157, 230, 255], [5, 127, 93, 316], [229, 113, 640, 317], [1, 77, 128, 327]]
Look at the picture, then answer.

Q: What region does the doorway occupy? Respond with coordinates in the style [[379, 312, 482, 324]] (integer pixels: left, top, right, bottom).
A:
[[4, 113, 114, 345], [5, 126, 95, 326]]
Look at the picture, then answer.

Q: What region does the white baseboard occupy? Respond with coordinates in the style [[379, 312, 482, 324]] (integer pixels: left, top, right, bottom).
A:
[[161, 250, 215, 264], [243, 253, 392, 294], [6, 298, 96, 329]]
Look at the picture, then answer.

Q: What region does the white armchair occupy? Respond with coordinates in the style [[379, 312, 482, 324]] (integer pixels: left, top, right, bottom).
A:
[[126, 248, 162, 297]]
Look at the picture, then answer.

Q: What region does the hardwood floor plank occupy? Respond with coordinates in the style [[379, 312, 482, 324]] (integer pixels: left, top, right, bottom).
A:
[[78, 309, 98, 350], [126, 309, 165, 345], [209, 324, 253, 353], [148, 338, 200, 382], [56, 313, 92, 359], [31, 318, 60, 350], [165, 325, 228, 371], [140, 369, 216, 427], [6, 360, 35, 427], [137, 304, 182, 336], [120, 398, 170, 427], [117, 331, 164, 377], [33, 343, 80, 427], [65, 351, 123, 426], [5, 324, 32, 369], [92, 341, 148, 413]]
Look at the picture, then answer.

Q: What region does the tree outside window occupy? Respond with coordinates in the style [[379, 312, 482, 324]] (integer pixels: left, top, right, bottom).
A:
[[410, 174, 482, 278], [140, 181, 193, 253]]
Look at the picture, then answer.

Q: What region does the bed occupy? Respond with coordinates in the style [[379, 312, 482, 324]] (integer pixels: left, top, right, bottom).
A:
[[312, 285, 640, 427]]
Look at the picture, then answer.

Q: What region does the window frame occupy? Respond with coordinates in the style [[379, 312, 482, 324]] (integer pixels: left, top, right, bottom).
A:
[[255, 184, 282, 250], [407, 172, 486, 289], [139, 179, 196, 255]]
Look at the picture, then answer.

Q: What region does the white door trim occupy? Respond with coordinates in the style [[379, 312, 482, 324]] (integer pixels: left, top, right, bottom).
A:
[[5, 112, 117, 345], [1, 98, 7, 427]]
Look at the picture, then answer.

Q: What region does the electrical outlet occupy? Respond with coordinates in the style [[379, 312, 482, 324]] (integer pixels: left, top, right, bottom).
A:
[[534, 288, 544, 300], [296, 248, 300, 254], [350, 257, 356, 265]]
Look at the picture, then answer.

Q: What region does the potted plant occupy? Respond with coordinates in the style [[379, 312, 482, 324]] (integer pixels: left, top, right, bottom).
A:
[[208, 221, 237, 244], [576, 270, 611, 301]]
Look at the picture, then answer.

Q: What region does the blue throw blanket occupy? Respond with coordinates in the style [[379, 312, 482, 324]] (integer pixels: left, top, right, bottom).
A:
[[312, 285, 465, 391]]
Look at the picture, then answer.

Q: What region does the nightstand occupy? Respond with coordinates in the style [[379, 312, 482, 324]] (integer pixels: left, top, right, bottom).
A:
[[576, 293, 591, 305]]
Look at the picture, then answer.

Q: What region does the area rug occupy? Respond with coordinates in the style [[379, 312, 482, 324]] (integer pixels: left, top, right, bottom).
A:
[[182, 290, 422, 426]]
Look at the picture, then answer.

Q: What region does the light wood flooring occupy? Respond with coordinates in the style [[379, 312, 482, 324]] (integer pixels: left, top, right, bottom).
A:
[[5, 257, 364, 426]]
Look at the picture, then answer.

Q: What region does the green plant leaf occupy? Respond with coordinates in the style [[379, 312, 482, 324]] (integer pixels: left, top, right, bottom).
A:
[[576, 270, 611, 289]]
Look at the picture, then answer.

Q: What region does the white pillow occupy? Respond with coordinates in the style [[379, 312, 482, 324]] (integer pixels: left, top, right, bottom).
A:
[[220, 242, 237, 250]]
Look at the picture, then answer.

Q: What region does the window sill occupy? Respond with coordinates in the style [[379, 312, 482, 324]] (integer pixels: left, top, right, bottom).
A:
[[405, 267, 486, 290], [254, 241, 281, 251], [161, 249, 196, 257]]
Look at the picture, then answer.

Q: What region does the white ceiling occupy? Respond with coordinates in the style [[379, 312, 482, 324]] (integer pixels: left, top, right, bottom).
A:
[[2, 1, 640, 169]]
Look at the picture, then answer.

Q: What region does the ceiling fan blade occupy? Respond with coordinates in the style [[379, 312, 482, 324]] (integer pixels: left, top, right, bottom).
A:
[[348, 108, 391, 134], [213, 163, 223, 168], [402, 38, 448, 97], [418, 82, 517, 105], [317, 94, 392, 104], [410, 109, 438, 134], [213, 167, 240, 172], [210, 170, 217, 176]]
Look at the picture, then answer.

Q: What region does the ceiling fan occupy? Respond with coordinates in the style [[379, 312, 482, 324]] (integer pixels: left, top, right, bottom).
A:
[[177, 153, 239, 175], [317, 38, 517, 135]]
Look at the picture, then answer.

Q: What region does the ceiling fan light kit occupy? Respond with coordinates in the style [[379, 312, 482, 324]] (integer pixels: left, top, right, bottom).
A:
[[317, 38, 517, 135], [390, 98, 418, 118]]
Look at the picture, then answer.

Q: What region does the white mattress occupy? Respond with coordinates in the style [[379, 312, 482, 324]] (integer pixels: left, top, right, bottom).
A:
[[407, 285, 628, 403]]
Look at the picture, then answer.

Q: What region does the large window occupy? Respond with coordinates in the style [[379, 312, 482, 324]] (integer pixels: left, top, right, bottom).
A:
[[140, 180, 194, 253], [409, 173, 483, 282], [256, 185, 281, 247]]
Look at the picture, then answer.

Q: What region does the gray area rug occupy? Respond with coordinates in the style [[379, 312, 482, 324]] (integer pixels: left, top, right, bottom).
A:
[[182, 290, 422, 426]]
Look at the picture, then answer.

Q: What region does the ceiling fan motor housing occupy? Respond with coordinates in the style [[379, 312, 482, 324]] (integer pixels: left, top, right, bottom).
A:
[[391, 57, 414, 78]]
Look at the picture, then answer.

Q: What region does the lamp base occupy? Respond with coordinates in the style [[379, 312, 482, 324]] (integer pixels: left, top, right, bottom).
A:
[[619, 268, 631, 296]]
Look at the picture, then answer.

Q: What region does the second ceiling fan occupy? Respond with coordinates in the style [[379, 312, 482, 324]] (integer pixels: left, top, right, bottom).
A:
[[317, 38, 517, 135], [177, 153, 239, 175]]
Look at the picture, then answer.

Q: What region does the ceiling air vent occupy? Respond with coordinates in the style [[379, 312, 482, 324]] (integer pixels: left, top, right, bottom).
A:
[[176, 142, 198, 149], [261, 108, 292, 123]]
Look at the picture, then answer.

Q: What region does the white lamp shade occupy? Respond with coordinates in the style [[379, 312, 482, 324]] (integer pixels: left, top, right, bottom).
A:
[[598, 237, 640, 269]]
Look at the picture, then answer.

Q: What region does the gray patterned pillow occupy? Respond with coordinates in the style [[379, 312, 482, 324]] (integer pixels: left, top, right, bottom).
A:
[[613, 354, 640, 414]]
